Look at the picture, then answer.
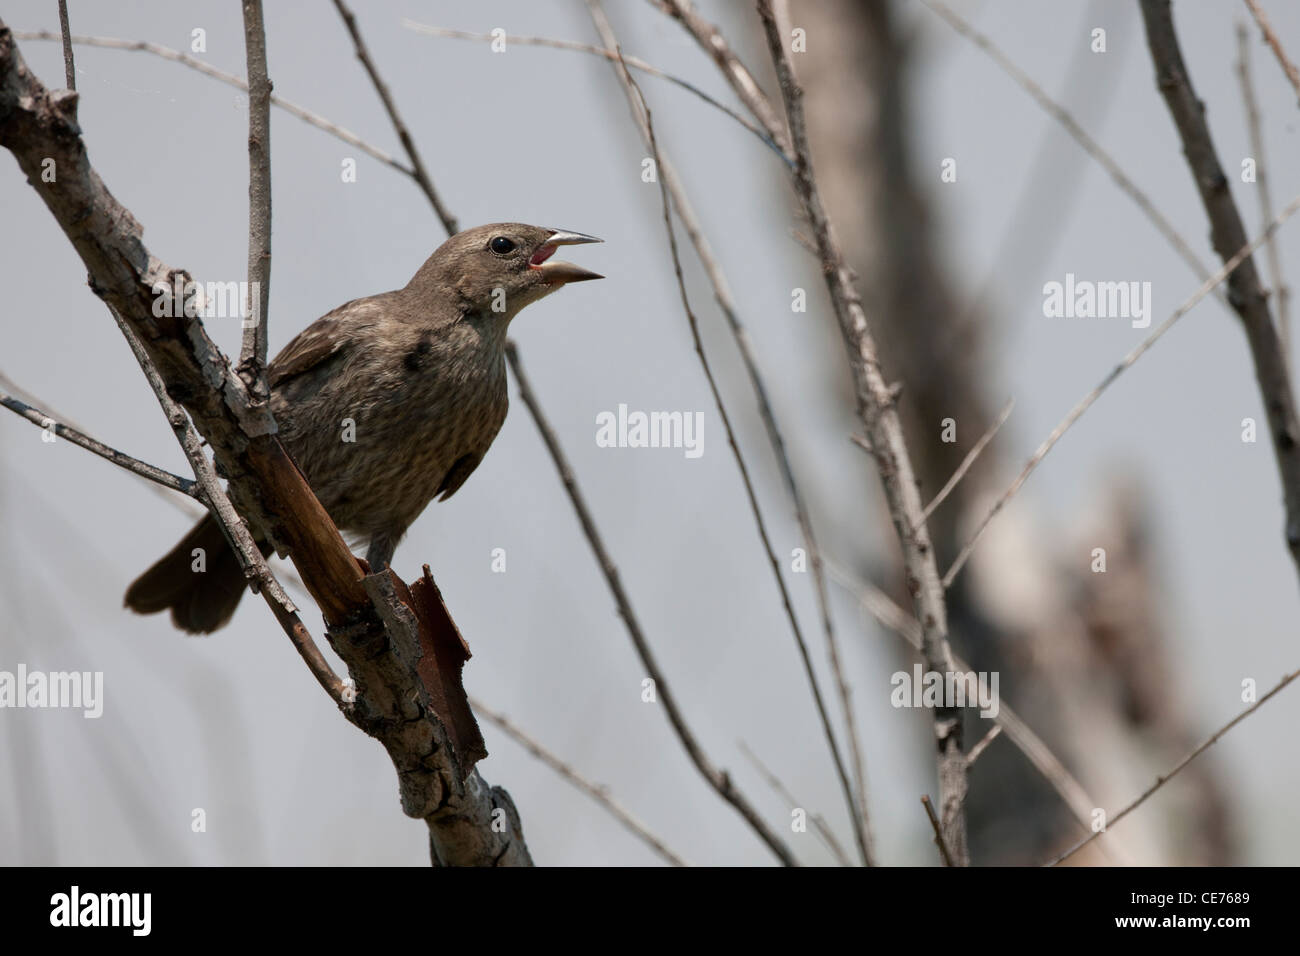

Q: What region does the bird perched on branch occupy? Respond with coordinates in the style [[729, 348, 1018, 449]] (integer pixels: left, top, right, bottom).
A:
[[125, 223, 602, 633]]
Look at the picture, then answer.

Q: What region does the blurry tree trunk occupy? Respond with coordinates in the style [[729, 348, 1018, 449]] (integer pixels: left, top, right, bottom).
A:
[[785, 0, 1232, 864]]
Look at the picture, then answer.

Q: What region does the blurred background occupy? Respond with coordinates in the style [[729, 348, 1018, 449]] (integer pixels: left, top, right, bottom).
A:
[[1, 0, 1297, 866]]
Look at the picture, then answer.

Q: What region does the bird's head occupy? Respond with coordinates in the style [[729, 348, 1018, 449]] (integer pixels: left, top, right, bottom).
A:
[[408, 222, 603, 319]]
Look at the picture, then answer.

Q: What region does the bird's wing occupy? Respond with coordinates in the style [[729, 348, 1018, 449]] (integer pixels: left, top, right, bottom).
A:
[[436, 452, 484, 501], [268, 297, 383, 389]]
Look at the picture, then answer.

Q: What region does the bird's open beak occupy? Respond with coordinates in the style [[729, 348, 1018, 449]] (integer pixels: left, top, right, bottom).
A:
[[530, 229, 604, 283]]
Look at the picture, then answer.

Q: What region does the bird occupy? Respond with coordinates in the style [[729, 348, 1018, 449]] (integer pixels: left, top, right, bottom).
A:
[[124, 222, 602, 633]]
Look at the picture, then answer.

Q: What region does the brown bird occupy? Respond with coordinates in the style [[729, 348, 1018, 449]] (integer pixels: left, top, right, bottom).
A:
[[125, 223, 602, 633]]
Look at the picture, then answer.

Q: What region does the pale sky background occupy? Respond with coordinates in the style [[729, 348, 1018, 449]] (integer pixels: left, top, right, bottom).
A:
[[2, 0, 1298, 866]]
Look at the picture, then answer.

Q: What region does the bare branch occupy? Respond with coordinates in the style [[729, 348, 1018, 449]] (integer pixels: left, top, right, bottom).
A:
[[1242, 0, 1300, 102], [401, 21, 783, 159], [505, 341, 797, 866], [823, 557, 1125, 863], [588, 0, 870, 866], [588, 3, 872, 867], [756, 0, 969, 864], [331, 0, 457, 235], [738, 740, 852, 866], [964, 723, 1002, 767], [1048, 663, 1300, 866], [55, 0, 73, 88], [943, 193, 1300, 590], [238, 0, 272, 400], [921, 795, 955, 866], [651, 0, 792, 160], [15, 31, 415, 177], [920, 397, 1014, 525], [1237, 22, 1291, 358], [919, 0, 1226, 310], [1, 382, 199, 498], [470, 697, 689, 867], [108, 304, 348, 708], [263, 550, 671, 866], [1144, 0, 1300, 582]]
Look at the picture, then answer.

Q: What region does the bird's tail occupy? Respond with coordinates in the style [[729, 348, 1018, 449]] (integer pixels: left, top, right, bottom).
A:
[[124, 513, 266, 634]]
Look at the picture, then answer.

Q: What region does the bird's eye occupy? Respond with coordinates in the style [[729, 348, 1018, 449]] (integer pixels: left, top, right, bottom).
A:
[[489, 236, 516, 255]]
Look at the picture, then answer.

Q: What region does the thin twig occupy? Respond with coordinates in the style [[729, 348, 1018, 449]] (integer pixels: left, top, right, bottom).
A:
[[401, 21, 785, 160], [1, 385, 199, 497], [505, 342, 797, 866], [331, 0, 456, 235], [1242, 0, 1300, 102], [738, 740, 852, 866], [55, 0, 73, 89], [920, 795, 955, 866], [944, 193, 1300, 590], [470, 697, 689, 867], [1147, 0, 1300, 587], [0, 368, 205, 517], [592, 8, 871, 867], [823, 556, 1126, 864], [1047, 664, 1300, 866], [587, 0, 872, 865], [964, 723, 1002, 766], [952, 0, 1130, 337], [919, 397, 1014, 525], [238, 1, 272, 402], [1237, 22, 1291, 361], [14, 32, 416, 177], [107, 305, 348, 708], [756, 0, 969, 864], [919, 0, 1226, 309], [650, 0, 792, 159]]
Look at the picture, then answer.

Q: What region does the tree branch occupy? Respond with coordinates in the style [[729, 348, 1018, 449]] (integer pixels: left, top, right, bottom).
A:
[[505, 341, 798, 866], [0, 383, 199, 497], [755, 0, 969, 863], [1140, 0, 1300, 589], [402, 20, 783, 159], [471, 697, 689, 867], [652, 0, 792, 160], [15, 31, 417, 179], [739, 740, 852, 866], [588, 0, 870, 865], [590, 4, 872, 866], [238, 0, 272, 400], [331, 0, 457, 234], [55, 0, 73, 88], [823, 556, 1127, 864], [919, 398, 1014, 525], [1242, 0, 1300, 102], [943, 194, 1300, 590], [920, 0, 1226, 311], [1237, 21, 1291, 359], [1048, 663, 1300, 865], [921, 795, 955, 866], [108, 303, 348, 707]]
